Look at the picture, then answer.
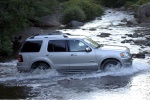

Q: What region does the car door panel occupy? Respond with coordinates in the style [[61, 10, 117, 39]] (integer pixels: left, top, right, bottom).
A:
[[68, 40, 98, 70]]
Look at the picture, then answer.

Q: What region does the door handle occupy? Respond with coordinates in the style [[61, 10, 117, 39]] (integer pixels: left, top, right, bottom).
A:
[[46, 54, 52, 56], [71, 54, 77, 56]]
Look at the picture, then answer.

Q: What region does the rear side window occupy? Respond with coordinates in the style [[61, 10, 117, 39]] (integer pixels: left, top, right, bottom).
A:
[[21, 40, 43, 52], [48, 40, 67, 52]]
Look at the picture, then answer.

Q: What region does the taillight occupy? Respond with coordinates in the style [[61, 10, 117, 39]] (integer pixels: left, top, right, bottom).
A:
[[18, 54, 23, 62]]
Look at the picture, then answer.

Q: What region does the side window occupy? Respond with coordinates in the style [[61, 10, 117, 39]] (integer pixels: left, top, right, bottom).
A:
[[21, 40, 42, 52], [48, 40, 67, 52], [69, 40, 87, 52]]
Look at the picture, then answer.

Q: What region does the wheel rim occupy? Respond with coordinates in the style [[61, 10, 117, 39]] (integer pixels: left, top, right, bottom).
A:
[[102, 60, 121, 70], [37, 63, 49, 70], [32, 62, 49, 70]]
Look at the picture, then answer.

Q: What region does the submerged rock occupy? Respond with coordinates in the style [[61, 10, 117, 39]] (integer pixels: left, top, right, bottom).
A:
[[132, 53, 145, 58], [97, 33, 111, 37]]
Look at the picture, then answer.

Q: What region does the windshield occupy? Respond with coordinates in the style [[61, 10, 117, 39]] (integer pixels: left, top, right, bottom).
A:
[[83, 37, 101, 48]]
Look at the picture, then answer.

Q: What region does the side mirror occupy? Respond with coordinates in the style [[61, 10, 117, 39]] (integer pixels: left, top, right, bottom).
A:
[[85, 47, 92, 52]]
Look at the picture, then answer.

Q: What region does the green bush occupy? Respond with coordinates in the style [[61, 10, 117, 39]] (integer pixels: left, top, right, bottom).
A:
[[0, 0, 58, 56], [0, 35, 12, 56], [96, 0, 126, 7], [136, 0, 150, 5], [124, 1, 135, 8], [62, 0, 104, 23], [77, 1, 104, 20], [62, 6, 86, 24]]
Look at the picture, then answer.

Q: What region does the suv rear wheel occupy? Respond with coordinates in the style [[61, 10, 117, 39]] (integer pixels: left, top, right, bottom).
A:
[[101, 59, 121, 70], [31, 62, 50, 70]]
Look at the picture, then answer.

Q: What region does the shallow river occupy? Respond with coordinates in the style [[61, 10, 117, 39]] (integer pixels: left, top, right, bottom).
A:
[[0, 9, 150, 100]]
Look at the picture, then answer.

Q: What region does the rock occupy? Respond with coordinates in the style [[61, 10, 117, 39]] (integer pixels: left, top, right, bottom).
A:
[[125, 34, 133, 37], [132, 53, 145, 58], [121, 18, 127, 22], [96, 17, 102, 20], [137, 2, 150, 23], [132, 33, 139, 38], [35, 14, 61, 27], [68, 21, 84, 28], [127, 19, 138, 25], [121, 39, 133, 43], [97, 33, 111, 37], [133, 39, 149, 46], [89, 28, 97, 31], [121, 36, 126, 38], [119, 6, 126, 11], [134, 13, 138, 18]]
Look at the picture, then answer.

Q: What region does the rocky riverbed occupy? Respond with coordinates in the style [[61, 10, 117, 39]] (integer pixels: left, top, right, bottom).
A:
[[0, 8, 150, 99]]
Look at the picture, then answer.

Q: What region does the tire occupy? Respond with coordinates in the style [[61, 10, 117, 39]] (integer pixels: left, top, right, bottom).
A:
[[31, 62, 50, 70], [101, 59, 121, 70]]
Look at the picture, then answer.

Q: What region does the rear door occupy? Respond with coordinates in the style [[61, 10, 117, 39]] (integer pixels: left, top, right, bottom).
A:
[[47, 40, 70, 70], [68, 40, 98, 71]]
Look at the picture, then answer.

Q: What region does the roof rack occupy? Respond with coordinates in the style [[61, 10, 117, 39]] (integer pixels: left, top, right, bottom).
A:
[[28, 34, 68, 39]]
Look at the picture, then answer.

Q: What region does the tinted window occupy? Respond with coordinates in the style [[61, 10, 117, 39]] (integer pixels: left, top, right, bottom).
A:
[[69, 40, 87, 52], [21, 41, 42, 52], [48, 40, 67, 52]]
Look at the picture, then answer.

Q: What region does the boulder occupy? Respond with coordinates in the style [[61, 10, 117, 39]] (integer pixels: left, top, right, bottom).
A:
[[121, 18, 127, 22], [89, 28, 97, 31], [136, 3, 150, 23], [97, 33, 111, 37], [132, 53, 145, 58], [132, 33, 139, 38], [68, 21, 84, 28], [127, 19, 138, 25], [133, 39, 149, 46], [35, 14, 61, 27], [121, 39, 133, 43]]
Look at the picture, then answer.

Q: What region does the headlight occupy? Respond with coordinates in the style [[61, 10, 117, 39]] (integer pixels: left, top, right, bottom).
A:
[[120, 52, 130, 58]]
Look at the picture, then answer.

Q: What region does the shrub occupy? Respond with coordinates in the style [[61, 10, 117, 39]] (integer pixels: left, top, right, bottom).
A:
[[62, 6, 86, 24], [0, 35, 12, 56], [96, 0, 126, 7], [136, 0, 150, 5], [77, 1, 104, 20], [62, 0, 104, 23], [0, 0, 58, 56]]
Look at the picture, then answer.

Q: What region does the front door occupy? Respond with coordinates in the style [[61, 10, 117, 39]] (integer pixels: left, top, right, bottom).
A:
[[68, 40, 98, 71]]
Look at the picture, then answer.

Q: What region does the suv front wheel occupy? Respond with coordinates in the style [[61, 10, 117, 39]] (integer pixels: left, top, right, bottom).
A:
[[101, 59, 121, 70]]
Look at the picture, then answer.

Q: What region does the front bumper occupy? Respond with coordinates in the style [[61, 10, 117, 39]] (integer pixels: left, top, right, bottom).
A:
[[121, 57, 132, 67]]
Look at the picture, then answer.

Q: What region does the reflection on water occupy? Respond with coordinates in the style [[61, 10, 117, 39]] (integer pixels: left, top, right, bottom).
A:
[[0, 85, 36, 99]]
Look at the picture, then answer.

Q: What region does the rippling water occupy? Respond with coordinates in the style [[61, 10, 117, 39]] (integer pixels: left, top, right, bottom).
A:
[[0, 9, 150, 100]]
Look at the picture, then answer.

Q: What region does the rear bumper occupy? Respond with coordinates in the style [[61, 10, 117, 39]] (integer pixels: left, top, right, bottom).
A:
[[17, 62, 30, 71]]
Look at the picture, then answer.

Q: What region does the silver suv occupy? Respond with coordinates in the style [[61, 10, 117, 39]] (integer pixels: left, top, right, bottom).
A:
[[17, 34, 132, 72]]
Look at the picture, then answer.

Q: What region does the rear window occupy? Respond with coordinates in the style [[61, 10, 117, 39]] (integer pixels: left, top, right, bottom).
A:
[[21, 40, 43, 52], [48, 40, 67, 52]]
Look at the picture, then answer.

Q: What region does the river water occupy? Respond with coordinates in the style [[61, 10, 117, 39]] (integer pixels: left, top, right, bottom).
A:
[[0, 9, 150, 100]]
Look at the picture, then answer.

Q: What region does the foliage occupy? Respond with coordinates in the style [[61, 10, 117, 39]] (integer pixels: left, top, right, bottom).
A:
[[0, 35, 12, 56], [95, 0, 126, 7], [124, 0, 149, 9], [0, 0, 58, 56], [136, 0, 150, 5], [62, 6, 86, 24], [57, 0, 69, 2], [62, 0, 104, 23]]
